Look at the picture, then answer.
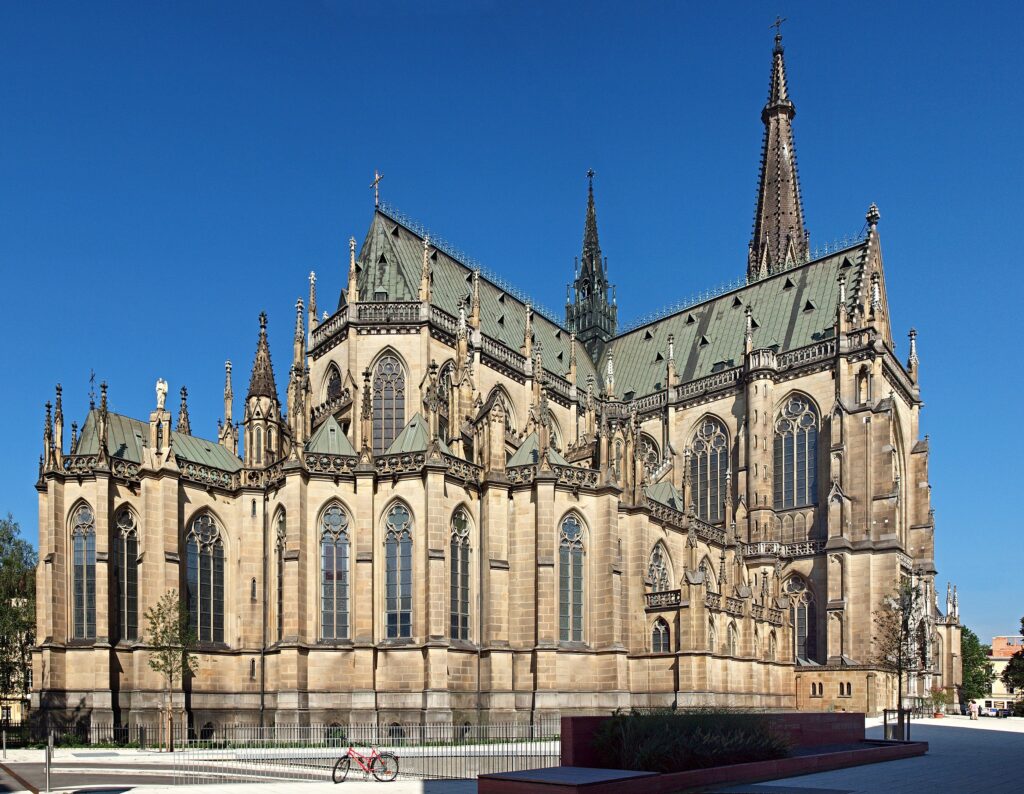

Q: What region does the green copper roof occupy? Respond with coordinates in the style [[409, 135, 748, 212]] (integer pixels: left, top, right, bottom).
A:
[[75, 410, 242, 472], [357, 210, 601, 388], [506, 432, 569, 467], [306, 415, 357, 456], [645, 480, 686, 511], [383, 412, 451, 456], [602, 244, 864, 398]]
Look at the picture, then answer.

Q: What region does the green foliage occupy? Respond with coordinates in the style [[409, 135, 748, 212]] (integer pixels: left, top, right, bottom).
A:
[[0, 515, 37, 702], [1012, 700, 1024, 717], [959, 627, 995, 702], [592, 709, 791, 774], [872, 578, 923, 710], [144, 589, 198, 693], [1001, 648, 1024, 696]]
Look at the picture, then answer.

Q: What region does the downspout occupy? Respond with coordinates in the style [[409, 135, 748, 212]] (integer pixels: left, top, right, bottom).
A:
[[260, 491, 268, 727]]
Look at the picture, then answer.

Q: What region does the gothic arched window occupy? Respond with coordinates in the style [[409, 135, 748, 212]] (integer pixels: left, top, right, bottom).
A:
[[768, 631, 778, 661], [774, 396, 819, 509], [708, 618, 717, 652], [113, 508, 139, 642], [651, 618, 670, 653], [690, 418, 728, 523], [384, 503, 413, 639], [558, 515, 585, 643], [727, 622, 739, 656], [786, 576, 816, 663], [275, 511, 286, 643], [325, 366, 342, 402], [254, 426, 263, 465], [321, 504, 351, 641], [699, 557, 717, 594], [71, 504, 96, 640], [450, 509, 470, 640], [647, 543, 671, 592], [372, 355, 406, 455], [639, 433, 660, 479], [186, 514, 225, 644]]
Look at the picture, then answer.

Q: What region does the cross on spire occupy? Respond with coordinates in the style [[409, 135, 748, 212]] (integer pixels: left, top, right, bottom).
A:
[[771, 15, 786, 50], [370, 169, 384, 207]]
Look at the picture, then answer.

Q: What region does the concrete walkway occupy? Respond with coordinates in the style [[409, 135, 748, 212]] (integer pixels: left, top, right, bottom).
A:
[[719, 716, 1024, 793]]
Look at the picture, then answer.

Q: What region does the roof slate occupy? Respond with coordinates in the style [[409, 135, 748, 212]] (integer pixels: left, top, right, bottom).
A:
[[75, 410, 242, 472], [383, 413, 451, 456], [506, 432, 569, 467], [305, 415, 357, 456]]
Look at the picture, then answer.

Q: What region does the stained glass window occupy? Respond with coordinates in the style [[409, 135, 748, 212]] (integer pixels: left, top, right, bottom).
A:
[[321, 504, 350, 641], [372, 355, 406, 455], [113, 508, 138, 642], [558, 515, 585, 643], [276, 511, 286, 643], [385, 503, 413, 639], [186, 514, 225, 644], [773, 396, 819, 509], [449, 509, 470, 640], [71, 504, 96, 640], [690, 418, 728, 523], [651, 618, 670, 653], [647, 543, 671, 592], [786, 576, 816, 662]]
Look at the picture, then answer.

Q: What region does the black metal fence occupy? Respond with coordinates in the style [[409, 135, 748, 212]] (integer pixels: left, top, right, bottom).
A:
[[173, 720, 561, 784]]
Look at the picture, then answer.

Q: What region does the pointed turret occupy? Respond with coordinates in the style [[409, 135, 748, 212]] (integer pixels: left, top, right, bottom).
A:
[[288, 298, 310, 452], [748, 29, 809, 281], [218, 360, 238, 453], [567, 170, 617, 359], [243, 312, 283, 468], [53, 384, 64, 464]]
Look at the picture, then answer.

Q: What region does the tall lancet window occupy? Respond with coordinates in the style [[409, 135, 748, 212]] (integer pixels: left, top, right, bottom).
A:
[[787, 576, 816, 663], [449, 509, 471, 640], [320, 504, 350, 641], [647, 543, 671, 592], [384, 503, 413, 639], [71, 504, 96, 640], [185, 514, 225, 644], [372, 355, 406, 455], [558, 515, 586, 643], [774, 396, 819, 509], [690, 418, 728, 523], [275, 511, 286, 643], [113, 508, 139, 642]]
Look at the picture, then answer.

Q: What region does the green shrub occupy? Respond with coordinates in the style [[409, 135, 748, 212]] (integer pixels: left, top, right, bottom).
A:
[[1013, 701, 1024, 718], [592, 708, 791, 774]]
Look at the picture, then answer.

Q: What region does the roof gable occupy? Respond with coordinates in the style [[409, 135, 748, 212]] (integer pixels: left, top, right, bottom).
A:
[[506, 431, 569, 467], [306, 415, 357, 456]]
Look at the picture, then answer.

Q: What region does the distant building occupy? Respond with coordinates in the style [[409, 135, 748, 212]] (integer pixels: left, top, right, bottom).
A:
[[32, 30, 960, 732], [972, 635, 1023, 715]]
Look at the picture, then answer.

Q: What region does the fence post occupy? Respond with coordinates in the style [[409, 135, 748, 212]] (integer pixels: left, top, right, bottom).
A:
[[2, 728, 6, 759], [45, 731, 53, 794]]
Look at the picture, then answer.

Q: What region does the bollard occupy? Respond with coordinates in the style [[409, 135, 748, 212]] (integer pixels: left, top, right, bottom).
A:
[[3, 728, 6, 759], [44, 735, 50, 794]]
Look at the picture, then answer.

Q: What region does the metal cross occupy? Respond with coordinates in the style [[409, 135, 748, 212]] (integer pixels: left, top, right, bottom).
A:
[[370, 169, 383, 207], [771, 16, 786, 36]]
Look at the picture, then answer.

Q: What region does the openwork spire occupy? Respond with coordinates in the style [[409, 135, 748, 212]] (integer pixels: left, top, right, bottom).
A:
[[247, 312, 278, 399], [567, 170, 617, 360], [748, 27, 808, 281]]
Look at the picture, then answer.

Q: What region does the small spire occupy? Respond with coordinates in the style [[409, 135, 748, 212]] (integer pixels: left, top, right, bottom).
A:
[[247, 312, 278, 399], [71, 421, 78, 450], [224, 360, 234, 423], [370, 169, 383, 207], [523, 302, 533, 358], [605, 350, 615, 398], [470, 269, 481, 328], [907, 328, 919, 378], [870, 272, 881, 315], [347, 237, 359, 304], [43, 401, 52, 446], [178, 386, 191, 435], [419, 236, 432, 301], [866, 202, 880, 230], [100, 381, 108, 413], [308, 270, 319, 333], [744, 305, 754, 353], [53, 384, 64, 457], [293, 297, 305, 367], [89, 369, 96, 410], [668, 333, 675, 362], [458, 301, 467, 338], [838, 272, 847, 305]]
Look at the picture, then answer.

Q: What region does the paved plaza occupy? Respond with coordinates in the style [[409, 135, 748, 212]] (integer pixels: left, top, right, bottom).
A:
[[0, 716, 1021, 792]]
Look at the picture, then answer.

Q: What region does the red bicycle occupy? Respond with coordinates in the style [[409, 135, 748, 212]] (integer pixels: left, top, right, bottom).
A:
[[332, 744, 399, 783]]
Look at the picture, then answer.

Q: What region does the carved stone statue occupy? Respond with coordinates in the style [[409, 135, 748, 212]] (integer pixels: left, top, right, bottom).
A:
[[156, 378, 168, 411]]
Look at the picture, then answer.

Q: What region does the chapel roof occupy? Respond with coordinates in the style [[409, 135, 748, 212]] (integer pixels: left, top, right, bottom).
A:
[[305, 414, 357, 456], [75, 410, 243, 472]]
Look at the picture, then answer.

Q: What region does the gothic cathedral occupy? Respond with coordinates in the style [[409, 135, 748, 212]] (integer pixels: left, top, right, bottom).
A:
[[33, 33, 962, 731]]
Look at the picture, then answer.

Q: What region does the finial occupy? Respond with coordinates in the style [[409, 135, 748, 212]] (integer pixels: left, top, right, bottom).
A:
[[838, 273, 847, 305], [308, 270, 318, 326], [100, 381, 108, 411], [908, 327, 918, 370], [349, 236, 356, 256], [587, 168, 595, 190], [44, 401, 52, 435], [667, 333, 675, 362], [866, 203, 880, 229], [259, 311, 268, 332], [178, 386, 191, 434], [295, 297, 304, 339], [771, 15, 786, 52], [322, 310, 328, 321], [870, 272, 881, 313], [370, 169, 383, 207], [55, 383, 62, 412], [71, 421, 78, 448], [89, 368, 96, 410]]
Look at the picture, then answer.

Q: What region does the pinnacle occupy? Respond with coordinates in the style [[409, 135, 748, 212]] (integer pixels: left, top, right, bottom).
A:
[[247, 312, 278, 399]]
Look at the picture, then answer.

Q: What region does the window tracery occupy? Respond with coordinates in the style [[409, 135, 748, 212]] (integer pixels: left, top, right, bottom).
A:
[[71, 504, 96, 640], [774, 396, 819, 509], [651, 618, 670, 653], [786, 576, 816, 662], [384, 503, 413, 639], [449, 509, 470, 640], [321, 504, 350, 641], [186, 514, 225, 644], [113, 508, 138, 642], [647, 543, 671, 592], [690, 418, 728, 523], [558, 515, 585, 643], [372, 355, 406, 455]]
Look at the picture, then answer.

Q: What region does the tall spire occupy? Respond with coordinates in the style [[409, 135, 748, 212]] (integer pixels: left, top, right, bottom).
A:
[[567, 169, 617, 360], [247, 312, 278, 399], [748, 24, 808, 281], [178, 386, 191, 435]]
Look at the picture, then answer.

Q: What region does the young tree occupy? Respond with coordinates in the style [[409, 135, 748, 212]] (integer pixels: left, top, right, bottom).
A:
[[0, 515, 37, 714], [959, 626, 995, 703], [144, 590, 197, 750], [1001, 616, 1024, 698], [873, 577, 923, 732]]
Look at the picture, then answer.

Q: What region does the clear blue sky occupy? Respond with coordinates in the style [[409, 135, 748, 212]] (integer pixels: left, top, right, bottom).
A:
[[1, 1, 1020, 642]]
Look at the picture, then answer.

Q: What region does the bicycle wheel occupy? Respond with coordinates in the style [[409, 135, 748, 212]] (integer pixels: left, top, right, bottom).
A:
[[371, 752, 399, 782], [332, 756, 351, 783]]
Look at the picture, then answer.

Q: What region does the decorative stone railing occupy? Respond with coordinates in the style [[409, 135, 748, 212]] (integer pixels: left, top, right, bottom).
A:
[[480, 335, 527, 373], [179, 461, 237, 489], [632, 391, 667, 415], [311, 391, 353, 425], [751, 603, 765, 621], [552, 464, 600, 489], [442, 454, 482, 483], [240, 464, 285, 489], [505, 464, 535, 485], [305, 453, 359, 475], [60, 455, 100, 476], [375, 452, 426, 476], [429, 305, 459, 335], [767, 607, 784, 625], [777, 340, 836, 370], [725, 596, 745, 616], [356, 301, 421, 324], [675, 368, 742, 401], [691, 516, 726, 546], [643, 497, 687, 530], [704, 591, 722, 610], [645, 589, 682, 610], [545, 373, 574, 402], [742, 540, 825, 558], [109, 459, 141, 481]]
